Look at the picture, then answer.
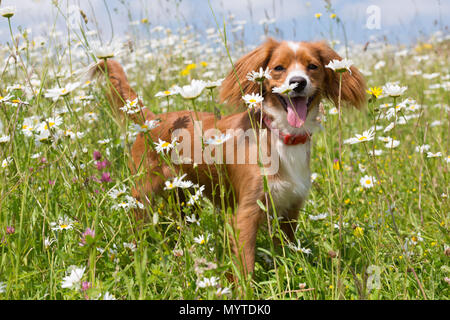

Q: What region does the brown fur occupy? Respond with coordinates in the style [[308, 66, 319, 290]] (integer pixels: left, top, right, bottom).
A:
[[92, 39, 366, 278], [220, 38, 366, 110]]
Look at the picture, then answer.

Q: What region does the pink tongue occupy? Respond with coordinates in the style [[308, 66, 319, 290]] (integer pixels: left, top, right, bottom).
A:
[[286, 97, 308, 128]]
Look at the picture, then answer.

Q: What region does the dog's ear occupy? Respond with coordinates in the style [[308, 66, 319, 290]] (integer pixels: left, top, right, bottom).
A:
[[220, 38, 279, 109], [312, 41, 366, 109]]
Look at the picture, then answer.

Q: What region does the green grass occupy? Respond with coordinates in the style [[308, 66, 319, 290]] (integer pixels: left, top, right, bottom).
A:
[[0, 2, 449, 300]]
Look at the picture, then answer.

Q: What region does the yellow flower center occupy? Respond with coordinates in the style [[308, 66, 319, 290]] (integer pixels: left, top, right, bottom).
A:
[[60, 224, 68, 229], [164, 91, 171, 95], [365, 180, 372, 185], [358, 136, 367, 141], [162, 142, 170, 148]]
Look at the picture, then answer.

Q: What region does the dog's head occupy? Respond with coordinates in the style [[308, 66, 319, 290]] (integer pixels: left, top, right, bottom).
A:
[[220, 39, 366, 133]]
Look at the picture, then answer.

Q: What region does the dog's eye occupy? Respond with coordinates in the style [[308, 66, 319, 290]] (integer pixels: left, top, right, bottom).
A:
[[308, 64, 318, 70], [274, 65, 285, 71]]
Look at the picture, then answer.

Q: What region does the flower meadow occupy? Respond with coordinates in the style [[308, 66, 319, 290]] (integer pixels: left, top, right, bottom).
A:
[[0, 2, 449, 300]]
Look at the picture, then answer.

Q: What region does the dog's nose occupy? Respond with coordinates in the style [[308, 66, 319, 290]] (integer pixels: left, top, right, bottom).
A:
[[289, 76, 307, 93]]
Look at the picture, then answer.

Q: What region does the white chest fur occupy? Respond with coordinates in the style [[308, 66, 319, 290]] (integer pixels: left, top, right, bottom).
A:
[[268, 139, 312, 215]]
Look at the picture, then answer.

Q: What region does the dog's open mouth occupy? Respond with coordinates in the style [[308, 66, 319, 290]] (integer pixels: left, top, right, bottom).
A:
[[275, 94, 316, 128]]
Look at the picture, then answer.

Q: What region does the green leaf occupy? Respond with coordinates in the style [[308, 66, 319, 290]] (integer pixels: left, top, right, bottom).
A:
[[257, 199, 267, 212]]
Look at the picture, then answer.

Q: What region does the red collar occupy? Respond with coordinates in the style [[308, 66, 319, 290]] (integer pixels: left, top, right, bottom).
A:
[[263, 115, 311, 146]]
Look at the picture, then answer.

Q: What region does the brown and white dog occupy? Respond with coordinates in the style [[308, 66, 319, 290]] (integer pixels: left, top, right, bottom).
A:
[[92, 38, 366, 277]]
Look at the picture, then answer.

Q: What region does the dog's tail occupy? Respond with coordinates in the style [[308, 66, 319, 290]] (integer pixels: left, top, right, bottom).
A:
[[88, 59, 155, 124]]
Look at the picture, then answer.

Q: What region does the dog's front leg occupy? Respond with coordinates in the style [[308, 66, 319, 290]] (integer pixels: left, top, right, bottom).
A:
[[231, 205, 263, 278]]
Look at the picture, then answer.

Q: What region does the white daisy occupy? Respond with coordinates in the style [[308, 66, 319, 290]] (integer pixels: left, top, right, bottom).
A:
[[61, 266, 85, 289], [123, 242, 137, 252], [272, 82, 298, 95], [154, 138, 177, 154], [382, 83, 407, 97], [94, 46, 115, 59], [288, 240, 312, 255], [132, 120, 160, 133], [37, 116, 63, 133], [329, 107, 339, 115], [242, 93, 264, 109], [385, 140, 400, 149], [107, 185, 128, 199], [0, 6, 15, 18], [0, 135, 10, 143], [378, 136, 393, 143], [44, 82, 80, 101], [0, 93, 13, 103], [204, 79, 224, 89], [50, 216, 74, 231], [120, 98, 141, 114], [194, 234, 210, 245], [197, 276, 219, 288], [44, 237, 56, 249], [415, 145, 431, 154], [124, 195, 144, 209], [216, 287, 232, 297], [173, 174, 193, 189], [374, 60, 386, 70], [98, 138, 111, 145], [427, 151, 442, 158], [205, 133, 232, 145], [186, 214, 200, 225], [111, 200, 130, 211], [155, 89, 178, 98], [344, 128, 375, 144], [383, 122, 395, 133], [176, 79, 206, 100], [360, 175, 376, 189], [430, 120, 442, 127], [309, 213, 328, 221], [246, 67, 272, 83], [103, 292, 117, 300], [368, 149, 383, 156], [325, 58, 353, 73]]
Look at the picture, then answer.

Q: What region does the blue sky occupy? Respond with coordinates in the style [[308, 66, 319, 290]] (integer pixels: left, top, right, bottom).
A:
[[1, 0, 448, 46]]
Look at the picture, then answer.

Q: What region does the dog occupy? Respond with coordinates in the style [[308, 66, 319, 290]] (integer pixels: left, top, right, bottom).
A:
[[92, 38, 366, 277]]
